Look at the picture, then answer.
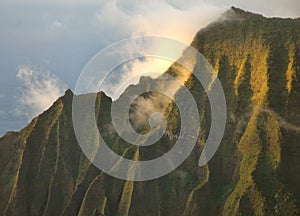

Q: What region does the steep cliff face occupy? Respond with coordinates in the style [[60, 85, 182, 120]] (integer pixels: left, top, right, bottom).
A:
[[187, 7, 300, 215], [1, 7, 300, 216]]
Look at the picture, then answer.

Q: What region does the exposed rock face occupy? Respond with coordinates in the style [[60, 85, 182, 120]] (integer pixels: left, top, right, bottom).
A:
[[1, 7, 300, 215]]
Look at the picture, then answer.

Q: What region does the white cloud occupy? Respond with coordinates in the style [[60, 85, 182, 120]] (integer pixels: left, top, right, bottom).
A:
[[92, 0, 300, 46], [89, 0, 223, 99], [16, 66, 67, 119], [94, 0, 223, 44], [101, 57, 173, 100]]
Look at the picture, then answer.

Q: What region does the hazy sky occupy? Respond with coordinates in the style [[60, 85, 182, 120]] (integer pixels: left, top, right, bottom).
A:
[[0, 0, 300, 135]]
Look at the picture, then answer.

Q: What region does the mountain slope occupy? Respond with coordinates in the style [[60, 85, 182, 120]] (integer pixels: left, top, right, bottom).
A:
[[1, 7, 300, 215]]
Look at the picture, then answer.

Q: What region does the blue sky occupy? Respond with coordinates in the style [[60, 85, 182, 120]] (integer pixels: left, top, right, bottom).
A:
[[0, 0, 300, 135]]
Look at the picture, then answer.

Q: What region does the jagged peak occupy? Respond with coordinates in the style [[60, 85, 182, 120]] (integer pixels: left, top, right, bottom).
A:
[[230, 6, 262, 16], [230, 6, 300, 20], [64, 88, 112, 101], [64, 88, 73, 96], [220, 6, 265, 21], [139, 76, 153, 85]]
